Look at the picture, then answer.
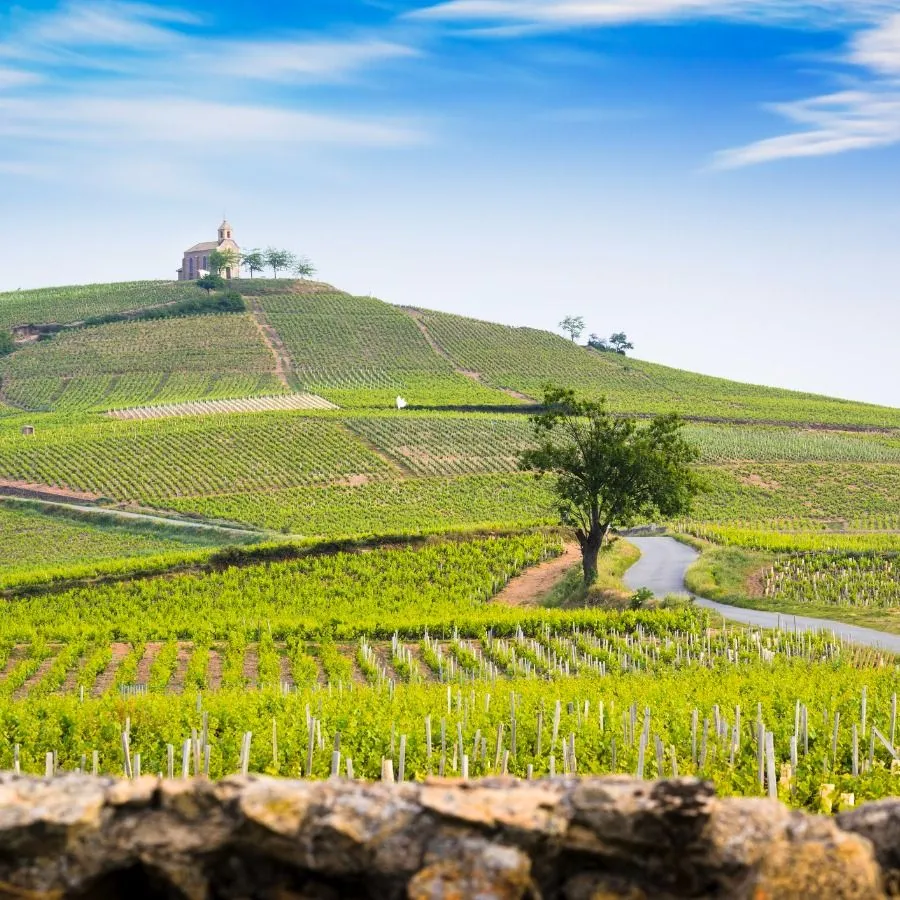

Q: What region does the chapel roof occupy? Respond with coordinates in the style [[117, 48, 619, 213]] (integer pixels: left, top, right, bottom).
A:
[[185, 241, 220, 253]]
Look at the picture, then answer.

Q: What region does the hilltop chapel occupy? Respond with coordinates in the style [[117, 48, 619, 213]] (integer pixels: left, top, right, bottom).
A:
[[177, 220, 240, 281]]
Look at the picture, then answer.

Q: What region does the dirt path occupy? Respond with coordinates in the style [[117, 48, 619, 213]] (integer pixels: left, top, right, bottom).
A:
[[14, 652, 59, 700], [0, 479, 99, 503], [91, 642, 131, 697], [492, 545, 582, 607], [247, 297, 295, 391], [401, 307, 535, 404], [279, 654, 294, 690], [169, 643, 193, 694], [135, 642, 163, 685], [242, 645, 259, 688], [207, 649, 223, 690]]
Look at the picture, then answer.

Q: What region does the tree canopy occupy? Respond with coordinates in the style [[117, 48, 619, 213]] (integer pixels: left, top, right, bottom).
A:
[[264, 247, 297, 278], [241, 249, 266, 278], [520, 385, 701, 584], [196, 274, 225, 295], [559, 315, 585, 342]]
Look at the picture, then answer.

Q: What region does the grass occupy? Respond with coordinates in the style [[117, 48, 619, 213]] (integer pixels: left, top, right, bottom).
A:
[[541, 538, 642, 608]]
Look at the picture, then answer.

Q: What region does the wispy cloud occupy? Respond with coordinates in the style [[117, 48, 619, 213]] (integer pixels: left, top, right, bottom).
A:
[[851, 11, 900, 73], [407, 0, 893, 29], [716, 13, 900, 168], [0, 96, 424, 146], [206, 39, 419, 83], [0, 0, 425, 187], [0, 68, 40, 89], [714, 90, 900, 167]]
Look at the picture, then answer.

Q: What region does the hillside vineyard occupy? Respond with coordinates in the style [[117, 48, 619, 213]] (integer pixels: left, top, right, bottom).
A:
[[0, 278, 898, 811]]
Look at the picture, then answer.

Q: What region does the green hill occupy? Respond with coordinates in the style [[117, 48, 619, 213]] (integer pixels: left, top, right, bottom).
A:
[[0, 277, 897, 542], [3, 278, 898, 426]]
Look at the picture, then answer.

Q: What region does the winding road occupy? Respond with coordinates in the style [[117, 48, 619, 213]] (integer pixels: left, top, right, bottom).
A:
[[624, 536, 900, 653]]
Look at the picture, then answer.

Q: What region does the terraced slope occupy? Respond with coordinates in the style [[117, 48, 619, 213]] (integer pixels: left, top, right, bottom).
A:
[[0, 314, 286, 411], [255, 290, 516, 408], [0, 414, 396, 503], [0, 281, 195, 329], [412, 307, 900, 428]]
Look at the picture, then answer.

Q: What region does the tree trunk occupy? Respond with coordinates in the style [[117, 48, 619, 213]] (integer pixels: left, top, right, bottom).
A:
[[577, 525, 608, 586]]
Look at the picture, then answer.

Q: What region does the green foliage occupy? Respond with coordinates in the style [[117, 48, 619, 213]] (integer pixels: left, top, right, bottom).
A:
[[521, 386, 701, 583], [0, 414, 393, 502], [0, 535, 561, 642], [558, 315, 585, 342], [77, 290, 245, 327], [256, 291, 515, 408], [764, 554, 900, 608], [0, 332, 13, 357], [165, 473, 557, 536], [196, 274, 225, 295], [0, 282, 196, 329], [208, 249, 240, 278], [0, 314, 284, 411], [414, 307, 900, 428], [264, 248, 297, 278], [0, 502, 241, 584], [241, 250, 266, 279]]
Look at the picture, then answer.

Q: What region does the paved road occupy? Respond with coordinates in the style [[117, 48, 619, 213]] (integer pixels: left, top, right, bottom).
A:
[[624, 536, 900, 653]]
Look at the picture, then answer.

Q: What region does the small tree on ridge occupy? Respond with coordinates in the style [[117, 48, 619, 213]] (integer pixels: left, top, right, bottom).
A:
[[264, 247, 296, 278], [559, 315, 585, 343]]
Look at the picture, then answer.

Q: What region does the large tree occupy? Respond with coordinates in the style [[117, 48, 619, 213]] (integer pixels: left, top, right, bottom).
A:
[[520, 386, 701, 584]]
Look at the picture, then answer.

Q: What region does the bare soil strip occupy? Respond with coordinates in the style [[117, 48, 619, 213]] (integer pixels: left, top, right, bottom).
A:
[[0, 647, 27, 683], [337, 644, 367, 685], [242, 645, 259, 688], [247, 296, 293, 390], [401, 307, 535, 403], [60, 655, 87, 695], [107, 392, 335, 421], [493, 544, 582, 607], [169, 643, 193, 695], [206, 649, 223, 691], [135, 642, 163, 685], [91, 642, 131, 697], [279, 653, 294, 690], [14, 652, 59, 700], [405, 643, 438, 682], [370, 643, 401, 683], [0, 479, 99, 503]]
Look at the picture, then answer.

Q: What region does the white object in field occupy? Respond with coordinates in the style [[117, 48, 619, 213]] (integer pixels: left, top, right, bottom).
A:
[[396, 396, 408, 410]]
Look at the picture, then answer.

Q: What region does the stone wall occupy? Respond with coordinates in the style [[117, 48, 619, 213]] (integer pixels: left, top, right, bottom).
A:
[[0, 773, 898, 898]]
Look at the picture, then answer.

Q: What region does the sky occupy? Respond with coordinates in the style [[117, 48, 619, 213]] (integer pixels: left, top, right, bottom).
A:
[[1, 1, 899, 407]]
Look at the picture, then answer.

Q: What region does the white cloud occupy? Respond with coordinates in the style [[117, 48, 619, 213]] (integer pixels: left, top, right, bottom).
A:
[[207, 39, 419, 83], [0, 68, 40, 89], [5, 1, 197, 52], [408, 0, 893, 28], [0, 96, 424, 147], [714, 90, 900, 167], [851, 12, 900, 73]]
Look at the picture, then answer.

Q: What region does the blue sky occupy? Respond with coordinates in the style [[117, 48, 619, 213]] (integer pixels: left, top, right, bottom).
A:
[[1, 1, 899, 406]]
